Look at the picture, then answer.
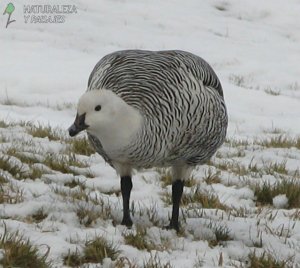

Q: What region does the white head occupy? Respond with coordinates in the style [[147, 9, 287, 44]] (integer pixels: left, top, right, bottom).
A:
[[69, 89, 143, 152]]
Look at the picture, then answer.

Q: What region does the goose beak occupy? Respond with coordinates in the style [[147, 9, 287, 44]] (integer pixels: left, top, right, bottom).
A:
[[68, 113, 89, 137]]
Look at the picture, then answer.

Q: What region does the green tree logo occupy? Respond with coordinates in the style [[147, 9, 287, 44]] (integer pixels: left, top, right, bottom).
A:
[[3, 3, 16, 28]]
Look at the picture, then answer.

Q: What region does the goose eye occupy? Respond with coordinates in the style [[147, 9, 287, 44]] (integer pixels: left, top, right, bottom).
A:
[[95, 105, 101, 111]]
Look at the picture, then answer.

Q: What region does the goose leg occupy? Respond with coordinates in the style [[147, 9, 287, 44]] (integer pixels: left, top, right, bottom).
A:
[[167, 179, 184, 231], [120, 176, 133, 227]]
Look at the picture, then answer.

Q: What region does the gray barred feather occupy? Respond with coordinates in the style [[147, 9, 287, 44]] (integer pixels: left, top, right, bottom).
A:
[[87, 50, 228, 168]]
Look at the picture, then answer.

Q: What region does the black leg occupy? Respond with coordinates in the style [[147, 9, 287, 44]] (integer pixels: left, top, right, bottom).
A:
[[120, 176, 133, 227], [167, 179, 184, 232]]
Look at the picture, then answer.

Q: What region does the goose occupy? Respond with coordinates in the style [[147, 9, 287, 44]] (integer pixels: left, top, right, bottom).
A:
[[69, 50, 228, 231]]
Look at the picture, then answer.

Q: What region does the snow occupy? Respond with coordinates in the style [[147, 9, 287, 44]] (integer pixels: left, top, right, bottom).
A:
[[273, 194, 289, 209], [1, 0, 300, 267]]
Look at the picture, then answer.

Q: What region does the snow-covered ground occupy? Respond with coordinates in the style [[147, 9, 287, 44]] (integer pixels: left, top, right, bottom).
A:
[[0, 0, 300, 267]]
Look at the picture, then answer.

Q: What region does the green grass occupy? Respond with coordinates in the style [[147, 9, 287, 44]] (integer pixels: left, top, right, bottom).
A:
[[43, 153, 93, 177], [63, 236, 120, 266], [0, 120, 10, 128], [162, 186, 227, 211], [0, 227, 51, 268], [254, 180, 300, 208], [62, 249, 82, 267], [5, 146, 93, 179], [206, 221, 232, 247]]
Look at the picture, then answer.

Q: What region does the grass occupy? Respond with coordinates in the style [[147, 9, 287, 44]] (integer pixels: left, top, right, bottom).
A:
[[2, 119, 300, 266], [206, 221, 232, 247], [2, 149, 47, 180], [258, 135, 300, 149], [143, 253, 173, 268], [43, 153, 93, 177], [212, 160, 249, 177], [64, 178, 86, 190], [123, 226, 155, 251], [264, 88, 281, 96], [53, 187, 114, 223], [0, 182, 24, 204], [83, 236, 120, 263], [115, 257, 138, 268], [62, 249, 82, 267], [132, 203, 161, 226], [262, 127, 285, 134], [211, 158, 292, 180], [162, 185, 227, 211], [254, 180, 300, 208], [0, 120, 10, 128], [214, 3, 228, 12], [5, 146, 93, 179], [288, 82, 299, 91], [63, 236, 120, 266], [6, 148, 41, 165], [0, 155, 24, 179], [76, 205, 101, 227], [67, 137, 95, 156], [0, 171, 8, 184], [229, 74, 246, 87], [203, 169, 221, 184], [225, 138, 249, 147], [248, 251, 291, 268], [26, 208, 48, 223], [263, 161, 288, 176], [0, 226, 51, 268], [158, 169, 196, 188], [26, 123, 61, 141]]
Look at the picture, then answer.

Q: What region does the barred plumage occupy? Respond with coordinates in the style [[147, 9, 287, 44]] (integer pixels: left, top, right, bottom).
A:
[[69, 49, 228, 230], [87, 50, 227, 168]]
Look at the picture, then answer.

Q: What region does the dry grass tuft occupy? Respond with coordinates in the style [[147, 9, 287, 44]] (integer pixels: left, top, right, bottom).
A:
[[248, 251, 292, 268], [258, 135, 300, 149], [0, 182, 24, 204], [67, 137, 95, 156], [63, 236, 120, 266], [26, 123, 61, 141], [123, 226, 156, 251], [143, 252, 173, 268], [0, 226, 51, 268]]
